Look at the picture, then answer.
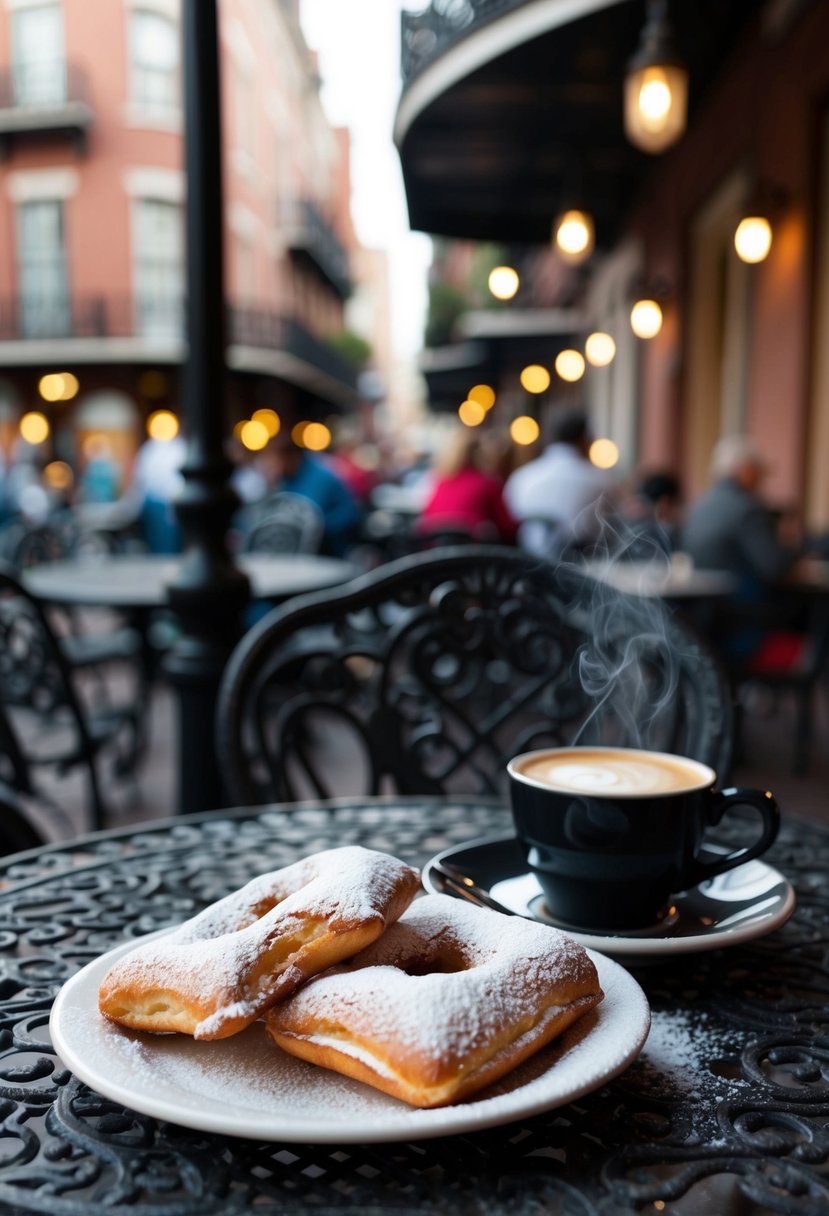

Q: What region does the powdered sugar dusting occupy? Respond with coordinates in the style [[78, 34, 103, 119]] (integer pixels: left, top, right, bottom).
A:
[[99, 846, 419, 1037], [270, 895, 601, 1074], [52, 943, 648, 1141]]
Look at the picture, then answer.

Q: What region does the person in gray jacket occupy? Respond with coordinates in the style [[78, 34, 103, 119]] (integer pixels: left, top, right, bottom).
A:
[[681, 435, 803, 664]]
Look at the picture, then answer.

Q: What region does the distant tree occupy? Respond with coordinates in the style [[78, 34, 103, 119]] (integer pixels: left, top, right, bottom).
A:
[[424, 281, 469, 347], [326, 329, 373, 370]]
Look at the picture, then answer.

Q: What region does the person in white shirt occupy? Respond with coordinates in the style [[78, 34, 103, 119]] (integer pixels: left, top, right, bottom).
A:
[[504, 409, 617, 557]]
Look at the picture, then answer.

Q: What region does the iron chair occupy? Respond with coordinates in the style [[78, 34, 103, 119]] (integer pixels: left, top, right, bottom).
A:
[[216, 545, 733, 806], [726, 589, 829, 775], [242, 491, 325, 555], [0, 562, 141, 831]]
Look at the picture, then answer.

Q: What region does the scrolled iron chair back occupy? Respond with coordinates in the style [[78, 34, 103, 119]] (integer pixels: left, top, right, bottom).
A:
[[0, 571, 67, 713], [217, 546, 733, 805], [0, 561, 120, 831], [242, 491, 324, 555]]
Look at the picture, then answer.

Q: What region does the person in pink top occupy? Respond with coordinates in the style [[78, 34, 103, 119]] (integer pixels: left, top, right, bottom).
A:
[[419, 427, 518, 543]]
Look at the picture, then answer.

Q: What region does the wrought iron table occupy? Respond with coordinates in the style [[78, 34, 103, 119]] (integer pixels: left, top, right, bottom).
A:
[[22, 553, 358, 610], [0, 796, 827, 1215]]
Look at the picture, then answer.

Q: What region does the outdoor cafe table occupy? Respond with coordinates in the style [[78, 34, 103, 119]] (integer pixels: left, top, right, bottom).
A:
[[0, 796, 826, 1213], [21, 552, 358, 612], [582, 557, 738, 602]]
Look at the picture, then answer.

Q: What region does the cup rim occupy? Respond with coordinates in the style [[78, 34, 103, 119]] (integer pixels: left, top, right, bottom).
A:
[[507, 745, 716, 798]]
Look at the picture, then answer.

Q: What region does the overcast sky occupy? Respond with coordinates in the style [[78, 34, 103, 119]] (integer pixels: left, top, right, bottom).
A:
[[299, 0, 432, 359]]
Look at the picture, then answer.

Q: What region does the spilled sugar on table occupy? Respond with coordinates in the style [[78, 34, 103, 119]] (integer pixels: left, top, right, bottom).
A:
[[0, 795, 826, 1215]]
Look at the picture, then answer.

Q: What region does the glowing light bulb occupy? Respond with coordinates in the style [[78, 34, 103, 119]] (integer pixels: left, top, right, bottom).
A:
[[510, 415, 540, 446], [467, 384, 496, 410], [488, 266, 519, 300], [585, 332, 616, 367], [147, 409, 179, 441], [639, 74, 672, 123], [589, 438, 619, 469], [44, 460, 73, 489], [19, 411, 50, 444], [302, 422, 332, 451], [458, 399, 486, 427], [554, 349, 586, 382], [734, 216, 772, 264], [630, 299, 663, 339], [554, 210, 595, 264], [520, 365, 551, 394], [251, 408, 281, 437], [39, 372, 79, 402], [239, 420, 269, 451]]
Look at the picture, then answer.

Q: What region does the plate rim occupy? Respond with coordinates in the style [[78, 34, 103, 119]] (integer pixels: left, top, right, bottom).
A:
[[49, 931, 650, 1144], [422, 832, 796, 957]]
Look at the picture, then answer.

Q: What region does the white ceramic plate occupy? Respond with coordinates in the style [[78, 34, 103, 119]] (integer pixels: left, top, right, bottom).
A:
[[50, 934, 649, 1144], [423, 835, 796, 959]]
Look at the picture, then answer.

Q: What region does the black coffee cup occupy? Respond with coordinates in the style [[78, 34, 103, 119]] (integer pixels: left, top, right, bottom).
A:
[[507, 746, 781, 931]]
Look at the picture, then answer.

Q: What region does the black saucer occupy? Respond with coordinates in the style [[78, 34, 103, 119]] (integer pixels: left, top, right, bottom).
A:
[[422, 834, 795, 958]]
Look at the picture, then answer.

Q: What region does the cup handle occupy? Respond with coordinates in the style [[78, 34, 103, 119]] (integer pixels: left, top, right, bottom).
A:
[[688, 787, 781, 887]]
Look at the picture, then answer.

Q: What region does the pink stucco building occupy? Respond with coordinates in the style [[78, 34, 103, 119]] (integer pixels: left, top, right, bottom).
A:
[[0, 0, 367, 485]]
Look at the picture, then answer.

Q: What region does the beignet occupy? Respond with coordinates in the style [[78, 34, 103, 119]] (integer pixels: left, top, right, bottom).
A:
[[99, 846, 420, 1040], [267, 894, 603, 1107]]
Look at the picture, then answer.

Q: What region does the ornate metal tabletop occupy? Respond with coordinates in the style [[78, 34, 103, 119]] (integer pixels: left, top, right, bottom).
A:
[[0, 797, 827, 1215]]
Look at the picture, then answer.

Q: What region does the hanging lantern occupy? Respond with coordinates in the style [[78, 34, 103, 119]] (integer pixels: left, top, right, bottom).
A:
[[624, 0, 688, 154]]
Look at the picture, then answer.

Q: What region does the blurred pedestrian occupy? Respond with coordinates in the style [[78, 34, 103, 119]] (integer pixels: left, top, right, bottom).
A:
[[80, 437, 120, 504], [681, 435, 807, 666], [255, 434, 361, 557], [504, 408, 617, 556], [130, 432, 185, 554], [617, 470, 682, 558], [418, 426, 517, 542]]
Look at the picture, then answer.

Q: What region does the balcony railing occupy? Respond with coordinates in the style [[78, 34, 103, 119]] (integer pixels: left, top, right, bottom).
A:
[[230, 309, 360, 392], [400, 0, 524, 85], [0, 295, 180, 343], [280, 197, 352, 299], [0, 294, 360, 393], [0, 61, 92, 147]]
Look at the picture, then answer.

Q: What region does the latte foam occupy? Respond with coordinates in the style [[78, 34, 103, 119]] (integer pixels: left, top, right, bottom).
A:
[[511, 748, 712, 797]]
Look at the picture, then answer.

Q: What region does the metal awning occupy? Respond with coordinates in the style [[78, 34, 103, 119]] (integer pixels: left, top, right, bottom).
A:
[[395, 0, 766, 244]]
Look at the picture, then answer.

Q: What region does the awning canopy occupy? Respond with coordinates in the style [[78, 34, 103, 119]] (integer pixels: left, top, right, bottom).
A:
[[395, 0, 767, 245]]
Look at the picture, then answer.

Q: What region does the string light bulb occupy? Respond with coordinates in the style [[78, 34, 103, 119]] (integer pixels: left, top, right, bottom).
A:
[[585, 332, 617, 367], [488, 266, 519, 300], [553, 210, 595, 264]]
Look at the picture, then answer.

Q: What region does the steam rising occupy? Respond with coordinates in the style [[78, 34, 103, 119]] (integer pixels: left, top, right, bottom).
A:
[[561, 508, 695, 753]]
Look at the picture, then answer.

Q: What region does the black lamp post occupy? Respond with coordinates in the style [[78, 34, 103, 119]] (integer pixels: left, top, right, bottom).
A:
[[164, 0, 251, 816]]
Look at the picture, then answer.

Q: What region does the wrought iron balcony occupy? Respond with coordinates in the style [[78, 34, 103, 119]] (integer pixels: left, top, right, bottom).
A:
[[229, 309, 360, 394], [401, 0, 522, 84], [0, 295, 181, 343], [280, 197, 352, 300], [0, 61, 93, 152], [0, 294, 360, 399]]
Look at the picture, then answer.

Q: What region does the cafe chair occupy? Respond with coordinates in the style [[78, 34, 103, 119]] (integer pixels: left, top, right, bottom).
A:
[[728, 594, 829, 775], [241, 492, 324, 555], [0, 520, 66, 569], [0, 779, 47, 855], [0, 562, 142, 831], [216, 545, 733, 805]]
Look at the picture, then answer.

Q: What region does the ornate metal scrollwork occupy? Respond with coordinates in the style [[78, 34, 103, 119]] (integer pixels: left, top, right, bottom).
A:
[[219, 549, 731, 806], [0, 800, 824, 1212]]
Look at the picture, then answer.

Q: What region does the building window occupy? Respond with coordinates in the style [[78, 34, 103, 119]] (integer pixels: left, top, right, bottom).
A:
[[12, 3, 66, 107], [16, 200, 70, 338], [133, 199, 183, 338], [129, 9, 180, 115]]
